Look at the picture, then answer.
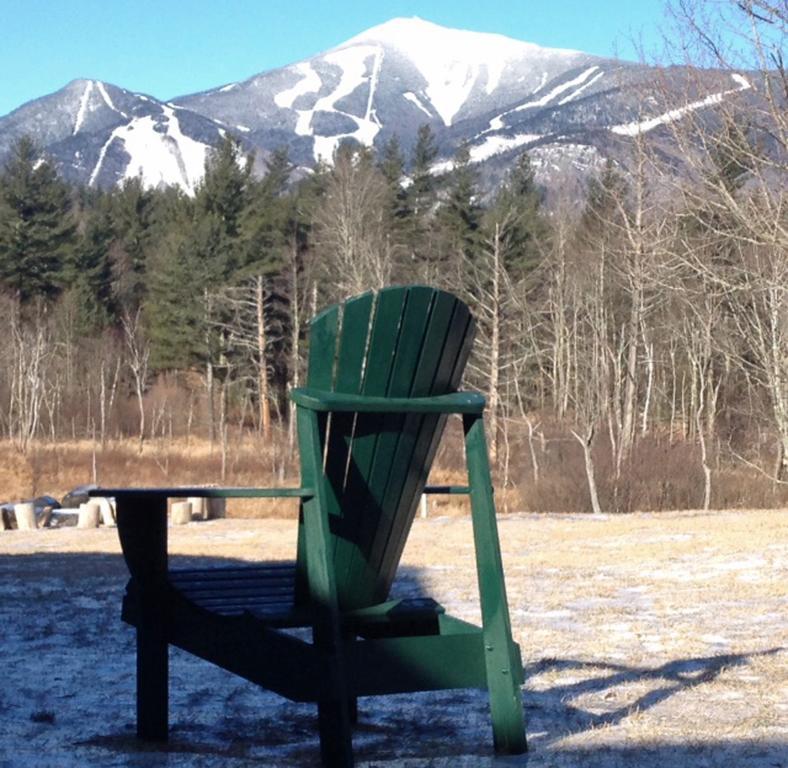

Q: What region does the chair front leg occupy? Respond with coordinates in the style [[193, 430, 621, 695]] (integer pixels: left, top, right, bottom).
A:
[[463, 414, 527, 755], [117, 495, 169, 741], [297, 407, 354, 767]]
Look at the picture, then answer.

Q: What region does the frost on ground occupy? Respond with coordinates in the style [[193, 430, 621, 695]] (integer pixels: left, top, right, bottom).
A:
[[0, 509, 786, 767]]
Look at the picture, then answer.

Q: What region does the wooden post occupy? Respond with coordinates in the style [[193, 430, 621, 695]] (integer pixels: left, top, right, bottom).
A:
[[187, 497, 207, 520], [77, 502, 101, 529], [14, 503, 36, 530], [170, 501, 192, 525]]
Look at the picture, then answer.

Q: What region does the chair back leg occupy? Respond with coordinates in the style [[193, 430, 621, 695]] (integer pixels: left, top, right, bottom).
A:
[[464, 415, 527, 754]]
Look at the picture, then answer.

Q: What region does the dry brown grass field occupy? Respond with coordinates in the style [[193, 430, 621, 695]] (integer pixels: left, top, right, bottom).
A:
[[1, 505, 785, 766], [3, 427, 787, 517]]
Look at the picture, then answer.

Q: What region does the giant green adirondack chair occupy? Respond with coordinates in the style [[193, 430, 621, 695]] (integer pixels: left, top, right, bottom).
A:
[[93, 286, 526, 767]]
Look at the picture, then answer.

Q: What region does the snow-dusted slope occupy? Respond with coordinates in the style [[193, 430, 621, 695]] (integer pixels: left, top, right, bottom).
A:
[[0, 79, 223, 191], [339, 17, 582, 126], [174, 16, 595, 167], [0, 18, 760, 192]]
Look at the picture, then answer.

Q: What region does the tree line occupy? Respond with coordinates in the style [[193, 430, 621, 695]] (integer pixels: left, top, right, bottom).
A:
[[0, 0, 785, 512]]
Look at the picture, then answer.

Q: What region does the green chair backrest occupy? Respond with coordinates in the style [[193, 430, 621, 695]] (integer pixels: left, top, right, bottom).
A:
[[295, 286, 475, 610]]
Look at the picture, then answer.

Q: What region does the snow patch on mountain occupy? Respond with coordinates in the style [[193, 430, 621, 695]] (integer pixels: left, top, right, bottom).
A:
[[73, 81, 94, 135], [558, 69, 604, 104], [513, 65, 600, 112], [533, 72, 549, 94], [95, 81, 128, 118], [89, 105, 210, 192], [483, 67, 603, 133], [403, 91, 432, 118], [291, 45, 384, 162], [432, 133, 543, 174], [471, 133, 542, 162], [274, 62, 321, 108], [610, 72, 751, 136], [340, 17, 580, 127]]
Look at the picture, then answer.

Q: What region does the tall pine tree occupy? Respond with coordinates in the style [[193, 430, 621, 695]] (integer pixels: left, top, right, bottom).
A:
[[0, 137, 75, 304]]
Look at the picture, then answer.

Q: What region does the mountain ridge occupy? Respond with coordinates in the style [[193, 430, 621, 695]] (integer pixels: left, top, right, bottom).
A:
[[0, 17, 756, 193]]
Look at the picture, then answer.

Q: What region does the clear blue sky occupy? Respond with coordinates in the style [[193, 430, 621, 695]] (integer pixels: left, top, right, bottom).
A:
[[0, 0, 672, 117]]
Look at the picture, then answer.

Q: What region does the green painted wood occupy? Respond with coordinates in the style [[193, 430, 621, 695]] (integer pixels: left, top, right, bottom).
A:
[[108, 286, 523, 766], [289, 389, 484, 414], [296, 302, 341, 605], [463, 414, 527, 755], [347, 632, 488, 697], [322, 291, 375, 567], [116, 496, 169, 740], [340, 286, 438, 604], [307, 304, 340, 389], [151, 589, 318, 702], [289, 287, 478, 612], [364, 292, 470, 599], [94, 487, 314, 499], [296, 404, 354, 765], [328, 287, 409, 609], [423, 485, 471, 495], [374, 301, 475, 599]]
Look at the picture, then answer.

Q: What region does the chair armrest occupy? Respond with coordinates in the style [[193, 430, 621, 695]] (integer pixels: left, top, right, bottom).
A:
[[289, 388, 486, 415], [89, 487, 314, 499], [91, 487, 313, 582]]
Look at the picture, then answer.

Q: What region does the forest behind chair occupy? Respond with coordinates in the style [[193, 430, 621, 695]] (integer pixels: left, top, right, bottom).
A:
[[93, 285, 527, 767]]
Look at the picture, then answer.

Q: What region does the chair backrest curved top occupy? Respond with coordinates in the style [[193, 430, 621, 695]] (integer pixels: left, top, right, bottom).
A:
[[296, 285, 475, 609]]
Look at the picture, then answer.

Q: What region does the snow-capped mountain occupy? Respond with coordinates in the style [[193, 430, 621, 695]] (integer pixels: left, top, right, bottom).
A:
[[0, 17, 757, 193], [0, 79, 224, 193]]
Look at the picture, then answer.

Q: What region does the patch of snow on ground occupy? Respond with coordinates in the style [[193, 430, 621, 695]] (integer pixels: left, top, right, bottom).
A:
[[274, 62, 322, 109], [611, 72, 752, 136], [219, 83, 239, 93], [73, 80, 94, 135]]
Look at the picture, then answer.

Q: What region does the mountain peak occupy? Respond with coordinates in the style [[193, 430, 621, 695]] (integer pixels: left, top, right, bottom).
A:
[[339, 16, 582, 60], [334, 17, 585, 127]]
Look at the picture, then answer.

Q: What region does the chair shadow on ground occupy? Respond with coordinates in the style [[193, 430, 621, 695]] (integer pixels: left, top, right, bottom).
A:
[[522, 648, 784, 742], [1, 549, 785, 766]]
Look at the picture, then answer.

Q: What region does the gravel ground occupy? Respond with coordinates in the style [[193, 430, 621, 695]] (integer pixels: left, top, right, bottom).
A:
[[0, 508, 785, 767]]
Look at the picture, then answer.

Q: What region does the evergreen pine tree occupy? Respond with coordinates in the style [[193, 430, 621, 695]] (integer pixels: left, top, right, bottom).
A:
[[109, 177, 157, 311], [238, 147, 292, 279], [70, 194, 115, 332], [487, 152, 548, 274], [438, 141, 482, 263], [409, 124, 438, 217], [145, 218, 206, 370], [0, 137, 75, 303], [377, 135, 411, 236]]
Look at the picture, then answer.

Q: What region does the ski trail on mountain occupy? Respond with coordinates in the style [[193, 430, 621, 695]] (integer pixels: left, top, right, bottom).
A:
[[611, 73, 751, 136], [73, 81, 94, 135], [95, 81, 128, 118]]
